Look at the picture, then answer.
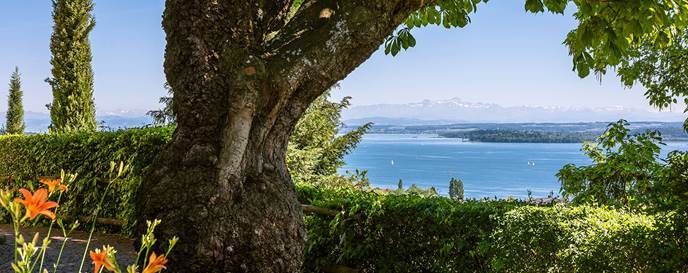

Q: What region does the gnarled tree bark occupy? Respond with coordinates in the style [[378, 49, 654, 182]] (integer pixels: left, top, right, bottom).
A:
[[136, 1, 430, 272]]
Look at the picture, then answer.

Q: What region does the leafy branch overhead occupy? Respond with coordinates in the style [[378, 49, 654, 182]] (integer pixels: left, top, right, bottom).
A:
[[385, 0, 688, 79], [385, 0, 487, 56], [618, 30, 688, 130]]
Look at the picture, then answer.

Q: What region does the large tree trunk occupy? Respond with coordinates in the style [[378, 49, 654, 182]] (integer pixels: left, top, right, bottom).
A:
[[136, 1, 429, 272]]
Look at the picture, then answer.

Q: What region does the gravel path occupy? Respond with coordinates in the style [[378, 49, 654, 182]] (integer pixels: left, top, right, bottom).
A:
[[1, 224, 135, 273]]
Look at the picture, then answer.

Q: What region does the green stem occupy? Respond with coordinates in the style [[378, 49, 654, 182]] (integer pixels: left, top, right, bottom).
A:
[[165, 245, 174, 257], [52, 226, 70, 273], [134, 247, 146, 268], [13, 220, 19, 262], [143, 245, 152, 267], [77, 180, 115, 273]]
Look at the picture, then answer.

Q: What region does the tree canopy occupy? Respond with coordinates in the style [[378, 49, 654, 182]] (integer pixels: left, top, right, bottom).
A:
[[619, 29, 688, 129], [558, 120, 688, 211], [384, 0, 688, 79]]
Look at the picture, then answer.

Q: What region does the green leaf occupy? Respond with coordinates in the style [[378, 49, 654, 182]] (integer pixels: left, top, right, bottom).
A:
[[543, 0, 567, 14], [525, 0, 545, 13]]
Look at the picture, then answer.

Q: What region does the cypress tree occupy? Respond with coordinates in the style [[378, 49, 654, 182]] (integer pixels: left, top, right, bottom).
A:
[[5, 67, 25, 134], [449, 178, 465, 201], [47, 0, 96, 133]]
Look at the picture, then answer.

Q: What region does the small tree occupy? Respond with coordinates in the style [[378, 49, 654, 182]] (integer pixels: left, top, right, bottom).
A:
[[449, 178, 464, 201], [147, 83, 175, 125], [47, 0, 97, 133], [557, 120, 664, 208], [287, 90, 371, 185], [5, 67, 25, 134]]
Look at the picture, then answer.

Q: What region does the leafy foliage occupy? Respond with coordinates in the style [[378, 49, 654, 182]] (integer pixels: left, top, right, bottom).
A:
[[287, 91, 371, 186], [386, 0, 487, 56], [47, 0, 97, 133], [299, 185, 688, 273], [0, 127, 173, 232], [449, 177, 464, 201], [558, 120, 663, 207], [489, 205, 687, 273], [298, 185, 519, 273], [558, 120, 688, 211], [658, 151, 688, 210], [388, 0, 688, 80], [5, 67, 25, 134], [618, 30, 688, 130], [147, 84, 175, 125], [561, 0, 688, 78]]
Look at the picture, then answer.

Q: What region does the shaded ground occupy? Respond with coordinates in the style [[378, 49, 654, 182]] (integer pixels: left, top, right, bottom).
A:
[[0, 224, 135, 272]]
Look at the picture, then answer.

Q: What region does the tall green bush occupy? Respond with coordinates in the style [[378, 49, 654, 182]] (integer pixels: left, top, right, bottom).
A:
[[5, 67, 25, 134], [47, 0, 97, 133]]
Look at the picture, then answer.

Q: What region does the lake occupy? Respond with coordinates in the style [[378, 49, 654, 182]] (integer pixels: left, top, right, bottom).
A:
[[339, 134, 688, 198]]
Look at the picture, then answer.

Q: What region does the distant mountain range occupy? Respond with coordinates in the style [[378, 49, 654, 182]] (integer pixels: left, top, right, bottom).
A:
[[2, 111, 154, 133], [5, 98, 686, 132], [342, 98, 685, 125]]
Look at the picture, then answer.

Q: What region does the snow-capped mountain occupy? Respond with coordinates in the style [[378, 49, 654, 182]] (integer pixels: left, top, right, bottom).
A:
[[0, 111, 154, 133], [342, 97, 685, 125]]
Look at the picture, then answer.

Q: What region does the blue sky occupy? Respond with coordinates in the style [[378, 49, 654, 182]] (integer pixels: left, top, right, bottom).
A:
[[0, 1, 668, 114]]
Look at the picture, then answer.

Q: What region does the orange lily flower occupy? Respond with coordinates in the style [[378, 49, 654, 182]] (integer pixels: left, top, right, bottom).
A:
[[142, 252, 168, 273], [40, 177, 67, 193], [14, 188, 58, 220], [90, 248, 116, 273]]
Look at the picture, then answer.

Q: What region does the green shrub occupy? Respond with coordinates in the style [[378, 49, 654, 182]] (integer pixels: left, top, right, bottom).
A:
[[489, 205, 688, 273], [558, 120, 688, 212], [0, 126, 173, 231], [298, 185, 521, 273], [298, 185, 688, 273]]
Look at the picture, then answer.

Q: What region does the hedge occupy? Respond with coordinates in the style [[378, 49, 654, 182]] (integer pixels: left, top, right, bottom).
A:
[[1, 127, 686, 272], [298, 185, 520, 272], [0, 126, 173, 231], [299, 185, 688, 273], [489, 206, 688, 273]]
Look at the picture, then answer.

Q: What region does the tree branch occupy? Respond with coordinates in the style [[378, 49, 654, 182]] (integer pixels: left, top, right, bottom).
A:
[[268, 0, 432, 92], [262, 0, 432, 136], [301, 204, 340, 217]]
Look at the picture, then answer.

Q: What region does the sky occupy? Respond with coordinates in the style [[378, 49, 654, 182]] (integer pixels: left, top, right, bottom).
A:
[[0, 1, 676, 115]]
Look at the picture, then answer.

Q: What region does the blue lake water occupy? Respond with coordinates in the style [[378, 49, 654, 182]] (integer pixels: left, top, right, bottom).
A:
[[339, 134, 688, 198]]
